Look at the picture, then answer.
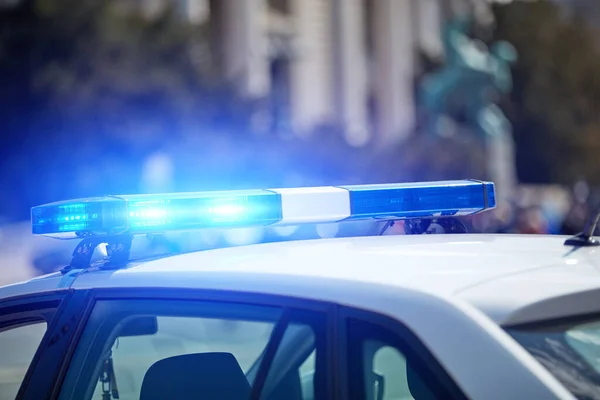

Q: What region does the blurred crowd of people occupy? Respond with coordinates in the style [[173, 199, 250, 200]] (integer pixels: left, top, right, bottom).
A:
[[469, 181, 593, 235]]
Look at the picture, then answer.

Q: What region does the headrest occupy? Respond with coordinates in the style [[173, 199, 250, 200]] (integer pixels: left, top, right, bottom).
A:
[[140, 352, 251, 400]]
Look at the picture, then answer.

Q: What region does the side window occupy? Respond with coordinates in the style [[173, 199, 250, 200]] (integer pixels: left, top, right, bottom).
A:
[[0, 299, 59, 400], [0, 322, 47, 400], [371, 343, 412, 399], [58, 298, 328, 400], [346, 317, 466, 400], [259, 318, 326, 400]]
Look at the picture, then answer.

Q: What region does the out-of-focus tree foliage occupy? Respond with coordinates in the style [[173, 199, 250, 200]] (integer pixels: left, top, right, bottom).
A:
[[492, 0, 600, 185]]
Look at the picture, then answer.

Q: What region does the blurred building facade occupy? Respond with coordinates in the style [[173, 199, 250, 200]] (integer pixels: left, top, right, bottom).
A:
[[135, 0, 491, 147]]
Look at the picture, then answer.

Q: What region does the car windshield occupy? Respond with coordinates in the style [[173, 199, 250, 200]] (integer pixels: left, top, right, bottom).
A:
[[508, 319, 600, 400]]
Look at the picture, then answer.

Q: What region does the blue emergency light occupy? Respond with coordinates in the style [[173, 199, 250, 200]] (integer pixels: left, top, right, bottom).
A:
[[31, 180, 495, 238]]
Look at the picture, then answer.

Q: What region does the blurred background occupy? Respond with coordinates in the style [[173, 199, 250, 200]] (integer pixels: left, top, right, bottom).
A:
[[0, 0, 597, 283]]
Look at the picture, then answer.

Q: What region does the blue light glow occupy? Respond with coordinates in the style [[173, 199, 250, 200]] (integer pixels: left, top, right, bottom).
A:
[[31, 198, 126, 235], [31, 190, 283, 237], [123, 191, 282, 232]]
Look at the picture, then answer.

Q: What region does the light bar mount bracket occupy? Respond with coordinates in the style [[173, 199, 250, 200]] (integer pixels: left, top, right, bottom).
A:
[[64, 233, 134, 272], [379, 217, 469, 235], [404, 217, 468, 235]]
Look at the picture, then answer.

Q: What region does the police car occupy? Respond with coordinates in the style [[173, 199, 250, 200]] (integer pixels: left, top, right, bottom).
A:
[[1, 180, 599, 400]]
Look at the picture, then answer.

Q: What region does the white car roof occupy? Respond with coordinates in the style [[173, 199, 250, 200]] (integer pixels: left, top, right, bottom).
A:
[[2, 233, 600, 326]]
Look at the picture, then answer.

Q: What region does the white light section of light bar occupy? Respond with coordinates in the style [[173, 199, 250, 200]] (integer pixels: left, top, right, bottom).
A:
[[270, 187, 350, 225]]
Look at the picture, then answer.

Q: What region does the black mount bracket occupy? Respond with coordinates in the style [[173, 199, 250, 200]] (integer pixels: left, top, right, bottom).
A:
[[63, 234, 134, 273], [404, 217, 468, 235], [380, 217, 468, 236], [404, 219, 432, 235], [434, 218, 469, 234]]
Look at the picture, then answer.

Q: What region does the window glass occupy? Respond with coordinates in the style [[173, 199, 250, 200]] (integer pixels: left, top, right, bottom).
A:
[[347, 318, 465, 400], [259, 319, 325, 400], [90, 316, 275, 400], [509, 319, 600, 400], [59, 299, 326, 400], [372, 343, 413, 399], [565, 321, 600, 374], [0, 322, 47, 400], [299, 351, 317, 400]]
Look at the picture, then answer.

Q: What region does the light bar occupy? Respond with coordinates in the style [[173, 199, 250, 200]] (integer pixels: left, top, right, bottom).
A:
[[31, 180, 495, 238]]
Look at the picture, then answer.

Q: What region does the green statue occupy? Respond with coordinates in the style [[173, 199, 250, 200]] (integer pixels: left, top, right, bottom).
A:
[[421, 16, 518, 139]]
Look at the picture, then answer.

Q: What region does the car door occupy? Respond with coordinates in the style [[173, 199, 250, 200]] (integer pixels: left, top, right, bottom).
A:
[[0, 291, 75, 400], [52, 288, 334, 400]]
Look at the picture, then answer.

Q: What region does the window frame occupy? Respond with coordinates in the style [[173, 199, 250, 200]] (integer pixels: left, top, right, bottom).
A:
[[3, 287, 475, 400], [0, 290, 74, 400], [51, 287, 338, 400], [336, 305, 468, 400]]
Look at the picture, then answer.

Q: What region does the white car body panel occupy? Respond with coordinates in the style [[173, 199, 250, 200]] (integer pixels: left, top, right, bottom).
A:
[[2, 233, 598, 399]]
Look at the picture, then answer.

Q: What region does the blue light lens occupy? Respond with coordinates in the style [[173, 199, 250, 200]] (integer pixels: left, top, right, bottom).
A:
[[340, 180, 494, 220], [31, 190, 282, 237], [31, 198, 127, 235], [123, 190, 282, 232]]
